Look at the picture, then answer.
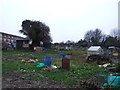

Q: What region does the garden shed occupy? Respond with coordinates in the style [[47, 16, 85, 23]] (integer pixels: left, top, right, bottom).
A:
[[87, 46, 103, 56], [16, 39, 29, 50]]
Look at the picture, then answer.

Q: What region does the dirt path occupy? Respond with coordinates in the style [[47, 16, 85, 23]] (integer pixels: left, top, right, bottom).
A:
[[2, 73, 69, 88]]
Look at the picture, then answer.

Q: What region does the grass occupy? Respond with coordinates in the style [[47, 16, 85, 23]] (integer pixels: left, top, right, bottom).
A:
[[2, 47, 107, 85]]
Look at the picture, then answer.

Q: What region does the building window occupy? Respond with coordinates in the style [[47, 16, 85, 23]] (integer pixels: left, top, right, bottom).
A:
[[6, 39, 8, 42], [11, 40, 14, 43], [0, 34, 2, 36], [14, 40, 16, 43], [11, 36, 13, 39], [14, 37, 17, 39], [4, 35, 6, 37], [23, 41, 28, 44], [4, 39, 6, 42], [8, 39, 10, 42], [8, 35, 10, 38], [17, 37, 20, 39]]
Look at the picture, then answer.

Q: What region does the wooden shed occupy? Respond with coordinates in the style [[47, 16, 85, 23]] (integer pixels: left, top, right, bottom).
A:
[[16, 39, 29, 50]]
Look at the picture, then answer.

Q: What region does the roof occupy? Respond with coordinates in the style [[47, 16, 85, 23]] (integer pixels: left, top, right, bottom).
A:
[[16, 38, 29, 40], [0, 32, 24, 38], [108, 46, 115, 49], [88, 46, 102, 51]]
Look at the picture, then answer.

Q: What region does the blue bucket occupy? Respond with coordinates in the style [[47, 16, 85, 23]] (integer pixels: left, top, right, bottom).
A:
[[44, 56, 52, 66]]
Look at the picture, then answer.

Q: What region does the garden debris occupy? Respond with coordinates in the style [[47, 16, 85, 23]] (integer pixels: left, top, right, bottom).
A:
[[18, 57, 22, 59], [21, 59, 26, 62], [34, 46, 41, 52], [86, 55, 111, 65], [112, 60, 120, 63], [112, 53, 118, 56], [51, 65, 57, 69], [16, 54, 21, 56], [41, 65, 57, 71], [21, 59, 36, 63], [27, 59, 35, 62], [32, 70, 36, 72], [35, 59, 38, 62], [102, 63, 111, 67], [36, 63, 45, 67], [98, 63, 111, 68], [98, 65, 102, 67], [41, 67, 55, 72], [20, 69, 28, 72]]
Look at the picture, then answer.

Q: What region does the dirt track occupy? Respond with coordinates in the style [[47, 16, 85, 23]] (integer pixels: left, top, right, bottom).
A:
[[2, 73, 69, 88]]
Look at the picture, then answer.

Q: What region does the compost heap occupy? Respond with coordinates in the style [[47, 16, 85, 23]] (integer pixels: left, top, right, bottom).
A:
[[86, 55, 111, 65]]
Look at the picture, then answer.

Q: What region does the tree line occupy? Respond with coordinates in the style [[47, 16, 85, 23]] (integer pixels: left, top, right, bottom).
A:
[[77, 28, 120, 48], [19, 20, 119, 49]]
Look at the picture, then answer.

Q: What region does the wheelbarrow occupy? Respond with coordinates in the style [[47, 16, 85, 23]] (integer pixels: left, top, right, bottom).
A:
[[100, 73, 120, 87]]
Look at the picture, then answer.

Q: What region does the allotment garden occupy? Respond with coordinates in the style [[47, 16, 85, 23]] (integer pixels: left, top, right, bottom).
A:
[[2, 47, 120, 89]]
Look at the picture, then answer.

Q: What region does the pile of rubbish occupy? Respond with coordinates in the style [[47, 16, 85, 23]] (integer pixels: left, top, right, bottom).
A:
[[86, 55, 111, 65], [20, 58, 58, 73]]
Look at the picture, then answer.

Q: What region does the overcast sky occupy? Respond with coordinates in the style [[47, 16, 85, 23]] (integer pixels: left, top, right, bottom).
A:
[[0, 0, 119, 43]]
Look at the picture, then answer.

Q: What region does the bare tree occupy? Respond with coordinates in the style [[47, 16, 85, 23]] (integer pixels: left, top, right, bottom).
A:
[[84, 30, 93, 46], [84, 29, 104, 46]]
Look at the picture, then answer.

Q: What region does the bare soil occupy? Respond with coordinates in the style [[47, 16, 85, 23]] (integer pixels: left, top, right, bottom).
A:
[[2, 73, 69, 88]]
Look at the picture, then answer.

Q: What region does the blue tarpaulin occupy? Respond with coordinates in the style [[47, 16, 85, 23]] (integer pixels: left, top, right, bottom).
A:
[[58, 54, 65, 58]]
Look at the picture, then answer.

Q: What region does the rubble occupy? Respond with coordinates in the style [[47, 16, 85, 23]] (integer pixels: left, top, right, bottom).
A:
[[86, 55, 111, 65]]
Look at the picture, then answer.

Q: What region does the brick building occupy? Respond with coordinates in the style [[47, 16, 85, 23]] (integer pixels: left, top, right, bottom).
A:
[[0, 32, 25, 49]]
